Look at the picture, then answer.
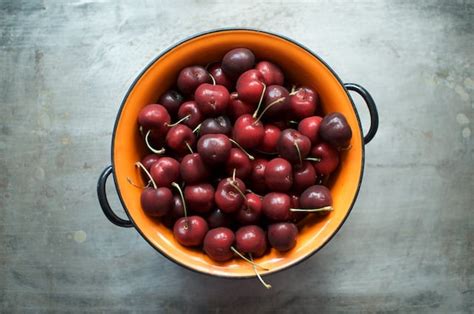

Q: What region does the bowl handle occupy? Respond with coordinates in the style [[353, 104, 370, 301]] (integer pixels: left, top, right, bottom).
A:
[[97, 165, 133, 228], [344, 83, 379, 145]]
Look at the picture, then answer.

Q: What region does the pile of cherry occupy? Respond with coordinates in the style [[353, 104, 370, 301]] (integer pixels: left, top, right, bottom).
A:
[[134, 48, 352, 288]]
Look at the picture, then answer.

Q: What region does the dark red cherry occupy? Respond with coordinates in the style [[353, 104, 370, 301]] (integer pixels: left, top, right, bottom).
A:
[[200, 116, 232, 136], [222, 48, 255, 78], [141, 154, 161, 171], [177, 66, 211, 95], [319, 113, 352, 149], [258, 124, 281, 153], [165, 124, 196, 154], [234, 193, 262, 225], [203, 227, 235, 262], [262, 192, 291, 221], [150, 157, 180, 187], [184, 183, 215, 213], [138, 104, 171, 134], [236, 70, 265, 104], [264, 158, 293, 192], [158, 90, 184, 116], [289, 193, 307, 223], [289, 87, 318, 119], [293, 161, 317, 192], [277, 129, 311, 164], [263, 85, 290, 117], [173, 216, 209, 247], [310, 142, 340, 175], [194, 83, 230, 117], [235, 225, 267, 257], [298, 116, 323, 145], [250, 158, 268, 194], [197, 134, 232, 165], [227, 92, 254, 121], [180, 153, 209, 184], [300, 185, 332, 209], [255, 61, 284, 86], [206, 209, 231, 228], [178, 100, 203, 129], [215, 177, 246, 213], [267, 222, 298, 251], [169, 194, 185, 220], [208, 63, 234, 90], [140, 187, 173, 217], [225, 148, 252, 179], [232, 114, 264, 149]]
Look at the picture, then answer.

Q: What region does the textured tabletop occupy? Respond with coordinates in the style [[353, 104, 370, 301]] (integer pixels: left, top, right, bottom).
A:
[[0, 0, 472, 312]]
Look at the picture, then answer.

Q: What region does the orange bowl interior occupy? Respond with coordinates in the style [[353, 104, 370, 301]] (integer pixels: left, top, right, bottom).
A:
[[113, 29, 363, 277]]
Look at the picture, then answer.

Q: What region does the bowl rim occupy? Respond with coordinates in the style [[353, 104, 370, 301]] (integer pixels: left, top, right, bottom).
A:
[[110, 28, 365, 278]]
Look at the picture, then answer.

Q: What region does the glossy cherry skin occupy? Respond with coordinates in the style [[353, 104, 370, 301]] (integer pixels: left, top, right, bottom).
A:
[[263, 85, 290, 117], [200, 116, 232, 136], [236, 70, 265, 104], [250, 158, 268, 194], [227, 92, 254, 121], [195, 83, 230, 117], [141, 154, 161, 170], [319, 112, 352, 148], [300, 185, 333, 209], [277, 129, 311, 164], [150, 157, 180, 187], [310, 142, 340, 175], [258, 124, 281, 153], [289, 193, 307, 223], [180, 153, 209, 184], [267, 222, 298, 251], [208, 63, 234, 90], [298, 116, 323, 145], [169, 194, 185, 220], [264, 158, 293, 192], [203, 227, 235, 262], [146, 128, 166, 149], [232, 114, 264, 149], [140, 187, 173, 217], [166, 124, 196, 154], [262, 192, 292, 221], [138, 104, 171, 134], [158, 90, 184, 117], [184, 183, 215, 213], [177, 65, 211, 95], [289, 87, 318, 119], [215, 177, 246, 213], [235, 225, 267, 257], [255, 61, 284, 86], [293, 161, 317, 192], [225, 148, 252, 179], [222, 48, 255, 78], [178, 101, 203, 129], [173, 216, 209, 247], [206, 209, 231, 228], [197, 134, 232, 165], [234, 193, 262, 225]]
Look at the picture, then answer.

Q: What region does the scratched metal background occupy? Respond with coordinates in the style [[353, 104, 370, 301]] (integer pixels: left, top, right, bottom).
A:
[[0, 0, 473, 312]]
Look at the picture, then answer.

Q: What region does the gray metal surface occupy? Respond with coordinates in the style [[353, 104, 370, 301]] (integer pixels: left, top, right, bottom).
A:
[[1, 0, 472, 312]]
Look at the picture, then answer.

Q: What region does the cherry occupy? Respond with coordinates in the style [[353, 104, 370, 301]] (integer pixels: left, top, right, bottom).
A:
[[178, 101, 203, 129], [289, 193, 307, 223], [203, 227, 235, 262], [298, 185, 333, 211], [158, 90, 184, 116], [235, 225, 267, 257], [177, 65, 211, 95], [173, 215, 209, 247], [141, 154, 161, 170], [169, 194, 185, 220], [258, 124, 281, 153], [146, 129, 166, 151], [150, 157, 180, 187], [222, 48, 255, 78], [277, 129, 311, 164], [298, 116, 323, 145], [208, 63, 233, 90], [262, 85, 290, 117], [165, 124, 196, 154], [197, 134, 232, 165], [138, 104, 171, 134], [319, 112, 352, 149], [264, 158, 293, 192], [232, 114, 264, 149], [206, 208, 231, 228], [225, 148, 252, 179], [289, 87, 318, 119], [262, 192, 291, 221], [184, 183, 215, 213], [195, 83, 230, 117], [236, 70, 265, 104], [309, 142, 340, 175], [267, 223, 298, 252], [215, 177, 246, 213], [200, 116, 232, 136], [293, 161, 317, 192], [255, 61, 284, 86], [250, 158, 268, 194], [140, 186, 173, 217], [180, 153, 209, 184], [234, 193, 262, 225], [227, 92, 254, 121]]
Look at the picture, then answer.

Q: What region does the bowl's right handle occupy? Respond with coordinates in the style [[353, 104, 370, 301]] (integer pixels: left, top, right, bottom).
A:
[[344, 83, 379, 145], [97, 165, 133, 228]]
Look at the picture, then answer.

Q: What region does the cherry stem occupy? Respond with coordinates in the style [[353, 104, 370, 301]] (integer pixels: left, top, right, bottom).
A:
[[171, 182, 188, 229], [228, 179, 247, 202], [291, 85, 296, 93], [254, 97, 285, 124], [289, 89, 301, 96], [126, 177, 151, 189], [209, 73, 216, 85], [245, 189, 262, 197], [192, 123, 202, 134], [305, 157, 321, 162], [145, 130, 166, 154], [230, 247, 269, 270], [229, 139, 255, 160], [294, 142, 303, 167], [252, 82, 267, 118], [290, 206, 333, 212], [288, 120, 299, 125], [185, 141, 194, 154], [167, 114, 190, 127], [250, 253, 272, 289], [339, 144, 352, 151], [232, 168, 236, 182], [139, 125, 144, 137], [135, 162, 157, 189]]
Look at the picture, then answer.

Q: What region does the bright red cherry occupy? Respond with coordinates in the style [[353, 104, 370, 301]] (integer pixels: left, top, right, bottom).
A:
[[178, 100, 203, 129], [250, 158, 268, 194], [232, 114, 264, 149], [236, 70, 265, 104], [298, 116, 323, 145], [255, 61, 284, 86], [194, 83, 230, 117], [289, 87, 318, 119], [227, 92, 254, 121], [150, 157, 180, 187], [258, 124, 281, 153], [138, 104, 170, 134], [225, 148, 252, 179], [310, 142, 340, 175], [173, 216, 209, 247], [165, 124, 196, 154]]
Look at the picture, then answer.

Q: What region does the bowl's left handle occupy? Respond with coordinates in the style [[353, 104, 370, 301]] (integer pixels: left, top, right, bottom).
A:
[[97, 165, 133, 228]]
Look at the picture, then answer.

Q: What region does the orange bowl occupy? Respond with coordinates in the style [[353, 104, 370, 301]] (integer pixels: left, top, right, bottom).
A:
[[97, 29, 378, 278]]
